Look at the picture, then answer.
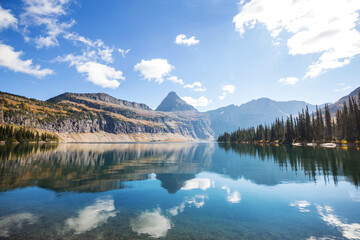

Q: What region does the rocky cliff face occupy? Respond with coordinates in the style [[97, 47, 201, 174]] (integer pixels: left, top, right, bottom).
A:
[[0, 91, 214, 141]]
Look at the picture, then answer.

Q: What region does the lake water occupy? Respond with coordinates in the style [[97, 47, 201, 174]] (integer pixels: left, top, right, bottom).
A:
[[0, 143, 359, 239]]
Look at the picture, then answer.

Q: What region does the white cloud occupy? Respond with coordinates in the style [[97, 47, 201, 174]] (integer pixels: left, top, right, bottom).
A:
[[279, 77, 299, 85], [0, 6, 17, 31], [182, 96, 211, 107], [118, 48, 130, 58], [175, 34, 200, 46], [0, 213, 38, 237], [167, 78, 206, 92], [219, 84, 236, 100], [222, 186, 241, 204], [65, 196, 117, 234], [0, 43, 53, 77], [223, 84, 236, 93], [167, 75, 184, 85], [233, 0, 360, 78], [181, 178, 212, 190], [290, 200, 311, 212], [317, 205, 360, 239], [184, 81, 207, 92], [76, 61, 124, 88], [133, 59, 206, 91], [21, 0, 74, 48], [63, 32, 115, 63], [57, 48, 125, 88], [335, 85, 351, 92], [23, 0, 70, 16], [134, 58, 174, 83], [131, 208, 171, 238]]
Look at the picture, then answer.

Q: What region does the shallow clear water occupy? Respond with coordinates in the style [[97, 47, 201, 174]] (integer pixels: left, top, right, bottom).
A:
[[0, 143, 360, 239]]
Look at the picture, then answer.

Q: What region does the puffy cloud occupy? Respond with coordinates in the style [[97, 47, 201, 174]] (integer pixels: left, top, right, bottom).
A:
[[279, 77, 299, 85], [0, 6, 17, 31], [0, 213, 38, 237], [131, 208, 171, 238], [75, 61, 124, 88], [184, 81, 206, 91], [182, 96, 211, 107], [0, 43, 53, 77], [134, 59, 206, 91], [317, 205, 360, 239], [222, 186, 241, 204], [219, 84, 236, 100], [181, 178, 212, 190], [167, 75, 184, 85], [233, 0, 360, 78], [134, 58, 174, 83], [65, 196, 117, 234], [334, 83, 351, 92], [175, 34, 200, 46]]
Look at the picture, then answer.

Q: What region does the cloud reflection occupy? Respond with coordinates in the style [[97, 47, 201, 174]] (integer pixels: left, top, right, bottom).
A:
[[349, 191, 360, 202], [222, 186, 241, 204], [290, 201, 311, 212], [168, 194, 208, 216], [65, 196, 116, 234], [131, 208, 171, 238], [181, 178, 212, 191], [0, 213, 38, 237], [317, 205, 360, 239]]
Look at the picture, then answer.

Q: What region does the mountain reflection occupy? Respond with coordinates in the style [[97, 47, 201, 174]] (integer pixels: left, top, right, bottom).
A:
[[0, 142, 359, 193], [218, 143, 360, 187], [0, 143, 214, 193]]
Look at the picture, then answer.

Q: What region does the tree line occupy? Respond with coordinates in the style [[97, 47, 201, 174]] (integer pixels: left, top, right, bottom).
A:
[[0, 125, 58, 143], [218, 91, 360, 143]]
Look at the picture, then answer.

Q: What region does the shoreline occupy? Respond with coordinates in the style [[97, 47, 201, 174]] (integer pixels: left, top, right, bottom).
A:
[[217, 140, 360, 148]]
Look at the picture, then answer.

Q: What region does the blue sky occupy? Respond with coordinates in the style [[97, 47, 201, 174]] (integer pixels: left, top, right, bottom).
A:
[[0, 0, 359, 111]]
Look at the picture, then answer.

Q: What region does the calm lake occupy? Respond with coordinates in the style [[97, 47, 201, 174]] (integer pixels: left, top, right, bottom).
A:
[[0, 143, 359, 239]]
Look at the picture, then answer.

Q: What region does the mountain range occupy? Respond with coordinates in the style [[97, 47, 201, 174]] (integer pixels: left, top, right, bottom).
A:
[[0, 87, 358, 141]]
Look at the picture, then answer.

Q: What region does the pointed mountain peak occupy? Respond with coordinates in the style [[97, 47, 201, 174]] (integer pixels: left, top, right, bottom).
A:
[[156, 91, 197, 112]]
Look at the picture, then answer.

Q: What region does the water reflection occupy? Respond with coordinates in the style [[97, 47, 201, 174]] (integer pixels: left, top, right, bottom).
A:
[[65, 196, 117, 234], [0, 143, 360, 239], [218, 143, 360, 187], [289, 201, 311, 212], [131, 208, 171, 238], [1, 142, 360, 195], [317, 205, 360, 239], [181, 178, 213, 191], [0, 213, 38, 237], [221, 186, 241, 204]]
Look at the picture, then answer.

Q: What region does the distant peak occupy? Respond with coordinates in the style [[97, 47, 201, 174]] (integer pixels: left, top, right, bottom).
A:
[[155, 92, 196, 112]]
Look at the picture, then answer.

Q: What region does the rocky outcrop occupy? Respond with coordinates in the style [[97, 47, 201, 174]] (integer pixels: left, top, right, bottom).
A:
[[155, 91, 196, 112]]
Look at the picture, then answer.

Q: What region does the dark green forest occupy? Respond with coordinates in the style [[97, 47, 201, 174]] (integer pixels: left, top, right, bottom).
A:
[[218, 91, 360, 143], [0, 125, 58, 143]]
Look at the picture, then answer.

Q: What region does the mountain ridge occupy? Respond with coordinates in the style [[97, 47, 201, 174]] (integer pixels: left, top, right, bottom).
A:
[[155, 91, 196, 112], [206, 98, 319, 137], [1, 87, 359, 141], [0, 91, 214, 142]]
